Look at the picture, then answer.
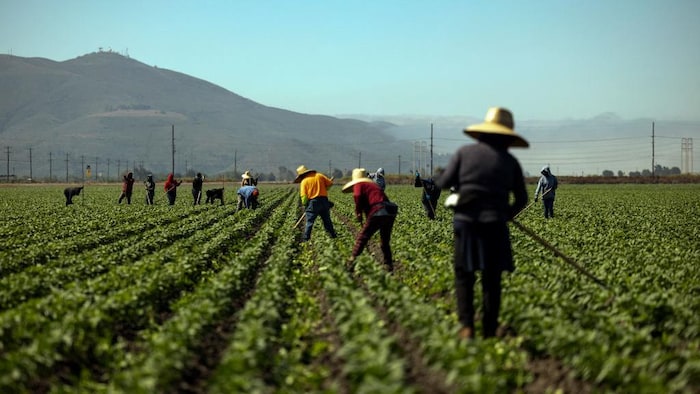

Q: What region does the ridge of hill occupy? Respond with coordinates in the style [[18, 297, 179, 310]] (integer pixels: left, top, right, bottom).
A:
[[0, 52, 404, 180]]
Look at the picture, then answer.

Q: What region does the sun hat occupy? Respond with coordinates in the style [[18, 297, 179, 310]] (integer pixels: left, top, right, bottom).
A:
[[464, 107, 529, 148], [241, 170, 252, 179], [342, 168, 373, 192], [294, 165, 316, 183]]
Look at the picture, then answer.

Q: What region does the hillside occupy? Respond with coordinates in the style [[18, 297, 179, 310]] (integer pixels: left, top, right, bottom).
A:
[[0, 52, 405, 180]]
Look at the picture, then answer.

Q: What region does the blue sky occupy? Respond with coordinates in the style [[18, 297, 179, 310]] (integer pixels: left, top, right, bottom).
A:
[[2, 0, 699, 122]]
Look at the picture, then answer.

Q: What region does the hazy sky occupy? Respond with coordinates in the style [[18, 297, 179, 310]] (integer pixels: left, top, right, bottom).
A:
[[2, 0, 699, 122]]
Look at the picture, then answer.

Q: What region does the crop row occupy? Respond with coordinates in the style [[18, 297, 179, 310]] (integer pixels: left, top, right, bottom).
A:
[[1, 187, 217, 274], [92, 189, 298, 392], [370, 184, 700, 392], [0, 183, 697, 392], [0, 186, 294, 391]]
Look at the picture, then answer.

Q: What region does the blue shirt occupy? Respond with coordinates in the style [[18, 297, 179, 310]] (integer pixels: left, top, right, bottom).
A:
[[237, 186, 258, 207]]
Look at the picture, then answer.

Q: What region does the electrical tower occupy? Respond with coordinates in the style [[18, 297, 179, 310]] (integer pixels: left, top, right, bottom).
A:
[[681, 138, 693, 174]]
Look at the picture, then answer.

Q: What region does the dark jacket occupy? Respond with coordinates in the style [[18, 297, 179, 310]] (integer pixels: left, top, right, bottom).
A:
[[193, 175, 203, 191], [414, 174, 441, 203], [436, 141, 527, 222], [144, 176, 155, 192]]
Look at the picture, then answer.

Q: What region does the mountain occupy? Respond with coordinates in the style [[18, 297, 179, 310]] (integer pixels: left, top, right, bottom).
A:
[[0, 52, 407, 181], [2, 52, 697, 180], [349, 113, 700, 176]]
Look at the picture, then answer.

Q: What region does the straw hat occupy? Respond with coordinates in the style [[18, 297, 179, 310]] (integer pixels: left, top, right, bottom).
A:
[[241, 170, 252, 180], [342, 168, 373, 192], [464, 107, 529, 148], [293, 165, 316, 183]]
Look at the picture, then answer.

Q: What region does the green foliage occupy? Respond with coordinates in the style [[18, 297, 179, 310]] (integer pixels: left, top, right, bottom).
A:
[[0, 183, 698, 393]]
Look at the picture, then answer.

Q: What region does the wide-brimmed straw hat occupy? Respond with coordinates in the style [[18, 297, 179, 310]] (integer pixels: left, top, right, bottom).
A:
[[293, 165, 316, 183], [241, 170, 252, 180], [342, 168, 373, 192], [464, 107, 529, 148]]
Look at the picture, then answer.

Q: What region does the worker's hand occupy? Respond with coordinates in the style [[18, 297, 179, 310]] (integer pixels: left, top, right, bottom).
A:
[[534, 197, 538, 203], [356, 214, 363, 224]]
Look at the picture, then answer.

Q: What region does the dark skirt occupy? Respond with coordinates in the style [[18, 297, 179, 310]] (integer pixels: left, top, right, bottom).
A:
[[453, 219, 514, 273]]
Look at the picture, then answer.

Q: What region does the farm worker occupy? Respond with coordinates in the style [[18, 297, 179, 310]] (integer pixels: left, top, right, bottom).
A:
[[294, 165, 337, 241], [241, 170, 257, 187], [144, 174, 156, 205], [236, 185, 259, 211], [343, 168, 397, 273], [534, 165, 558, 219], [368, 167, 386, 191], [164, 173, 182, 206], [192, 172, 204, 205], [414, 171, 441, 219], [63, 186, 84, 206], [118, 172, 135, 204], [436, 107, 529, 340]]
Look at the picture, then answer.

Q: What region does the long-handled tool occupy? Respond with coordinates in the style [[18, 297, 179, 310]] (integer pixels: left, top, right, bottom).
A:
[[427, 197, 436, 218], [511, 219, 613, 295], [293, 212, 306, 229], [160, 185, 178, 204], [514, 188, 551, 219]]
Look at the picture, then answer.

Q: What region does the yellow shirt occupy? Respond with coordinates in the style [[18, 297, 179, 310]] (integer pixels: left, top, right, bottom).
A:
[[300, 173, 333, 205]]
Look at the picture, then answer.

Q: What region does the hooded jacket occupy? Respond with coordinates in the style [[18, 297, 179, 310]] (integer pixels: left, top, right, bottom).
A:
[[164, 173, 181, 192], [368, 167, 386, 190], [535, 165, 558, 200], [122, 172, 135, 193]]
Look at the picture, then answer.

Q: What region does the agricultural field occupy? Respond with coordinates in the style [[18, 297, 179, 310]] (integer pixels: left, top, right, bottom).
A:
[[0, 182, 698, 393]]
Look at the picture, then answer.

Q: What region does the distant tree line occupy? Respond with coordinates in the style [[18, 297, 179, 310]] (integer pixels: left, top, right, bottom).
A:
[[602, 164, 681, 177], [249, 166, 347, 183]]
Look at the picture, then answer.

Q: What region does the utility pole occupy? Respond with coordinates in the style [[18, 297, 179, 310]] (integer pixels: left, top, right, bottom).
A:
[[107, 158, 110, 180], [234, 150, 237, 176], [95, 156, 98, 181], [5, 146, 10, 182], [81, 155, 85, 185], [117, 159, 120, 178], [415, 141, 418, 174], [28, 148, 32, 181], [651, 122, 655, 177], [65, 153, 69, 182], [398, 155, 401, 175], [171, 124, 175, 174], [358, 152, 362, 168], [49, 152, 53, 181], [328, 160, 331, 175], [430, 123, 434, 176]]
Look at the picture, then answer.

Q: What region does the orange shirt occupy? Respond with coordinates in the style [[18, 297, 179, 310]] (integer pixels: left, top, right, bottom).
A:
[[300, 172, 333, 203]]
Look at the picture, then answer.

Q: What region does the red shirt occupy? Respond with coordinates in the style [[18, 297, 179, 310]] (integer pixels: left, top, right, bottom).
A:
[[352, 181, 387, 218], [122, 176, 135, 192]]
